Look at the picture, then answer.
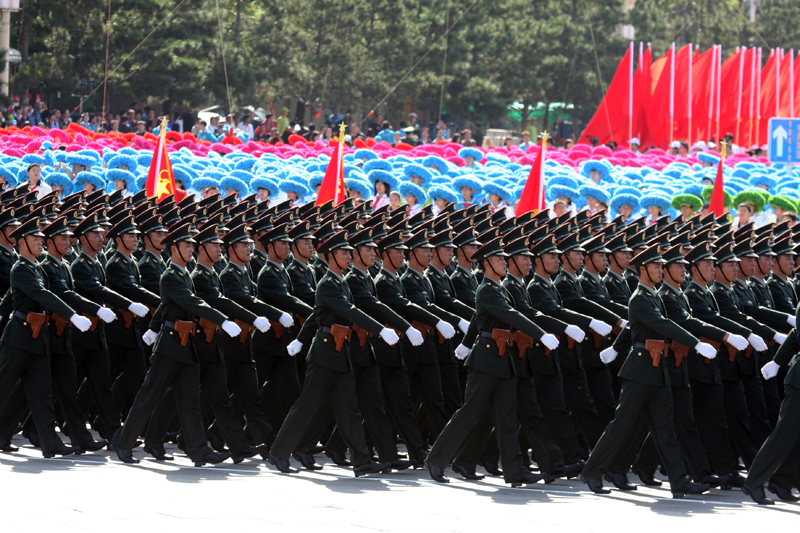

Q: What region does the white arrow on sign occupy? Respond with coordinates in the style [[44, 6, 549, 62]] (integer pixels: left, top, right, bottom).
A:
[[774, 124, 788, 157]]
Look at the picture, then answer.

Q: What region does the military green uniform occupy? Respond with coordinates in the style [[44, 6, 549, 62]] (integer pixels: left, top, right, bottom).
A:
[[426, 256, 472, 417], [0, 220, 79, 456], [630, 260, 733, 484], [527, 271, 606, 447], [744, 323, 800, 499], [113, 223, 229, 464], [269, 232, 386, 468], [219, 224, 284, 447], [426, 237, 546, 485], [254, 225, 312, 430], [582, 245, 701, 495], [105, 241, 161, 413], [684, 276, 758, 473], [145, 255, 259, 459], [70, 218, 134, 438]]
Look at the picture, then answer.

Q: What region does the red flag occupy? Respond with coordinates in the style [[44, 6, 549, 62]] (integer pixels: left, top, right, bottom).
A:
[[636, 43, 652, 142], [757, 49, 778, 145], [578, 43, 636, 146], [145, 121, 186, 203], [515, 135, 547, 216], [316, 126, 347, 206], [709, 146, 727, 217], [672, 44, 692, 142], [642, 44, 675, 148], [718, 47, 744, 144], [691, 46, 716, 142]]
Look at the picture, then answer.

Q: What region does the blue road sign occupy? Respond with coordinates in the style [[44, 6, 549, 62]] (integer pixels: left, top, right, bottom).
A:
[[768, 118, 800, 163]]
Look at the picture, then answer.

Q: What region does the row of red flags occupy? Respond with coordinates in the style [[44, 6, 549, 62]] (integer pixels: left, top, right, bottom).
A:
[[580, 43, 799, 150]]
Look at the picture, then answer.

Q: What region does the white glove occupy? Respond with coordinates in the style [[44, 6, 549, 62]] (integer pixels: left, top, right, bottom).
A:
[[774, 332, 787, 345], [405, 327, 424, 346], [564, 325, 586, 343], [589, 319, 612, 336], [128, 302, 148, 317], [748, 333, 768, 352], [458, 319, 470, 334], [436, 320, 456, 339], [96, 307, 116, 324], [695, 342, 717, 360], [761, 361, 780, 380], [726, 334, 748, 351], [221, 320, 242, 338], [455, 343, 471, 360], [617, 319, 629, 329], [540, 333, 559, 351], [142, 329, 157, 346], [599, 347, 618, 364], [70, 314, 92, 332], [287, 340, 302, 356], [380, 327, 400, 346], [788, 315, 797, 327], [253, 317, 271, 333], [279, 312, 294, 328]]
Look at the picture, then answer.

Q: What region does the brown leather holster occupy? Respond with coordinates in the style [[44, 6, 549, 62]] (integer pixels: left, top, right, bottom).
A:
[[567, 336, 576, 350], [52, 314, 69, 337], [744, 345, 753, 359], [352, 323, 370, 347], [83, 314, 98, 332], [700, 337, 720, 365], [198, 317, 218, 343], [173, 320, 194, 347], [118, 308, 135, 329], [644, 339, 667, 368], [26, 312, 49, 340], [669, 341, 690, 367], [330, 324, 352, 352], [234, 319, 254, 344], [491, 329, 513, 357], [147, 305, 156, 317], [513, 331, 533, 358], [590, 330, 604, 349], [297, 316, 306, 327], [269, 320, 283, 340], [411, 320, 430, 339], [437, 330, 446, 344]]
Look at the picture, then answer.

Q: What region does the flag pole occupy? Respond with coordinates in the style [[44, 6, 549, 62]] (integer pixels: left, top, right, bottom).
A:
[[537, 131, 549, 215], [687, 43, 692, 147], [628, 41, 634, 143]]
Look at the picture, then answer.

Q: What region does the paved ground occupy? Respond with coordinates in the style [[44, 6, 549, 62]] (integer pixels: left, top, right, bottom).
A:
[[2, 436, 797, 532]]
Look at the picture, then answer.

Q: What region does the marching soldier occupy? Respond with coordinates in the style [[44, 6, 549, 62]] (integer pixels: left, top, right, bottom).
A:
[[452, 235, 583, 482], [254, 222, 310, 429], [744, 325, 800, 504], [528, 233, 610, 448], [712, 241, 784, 451], [70, 213, 146, 439], [400, 229, 463, 440], [574, 234, 627, 424], [426, 236, 552, 487], [0, 217, 94, 458], [36, 216, 110, 453], [112, 222, 240, 466], [104, 215, 158, 413], [748, 236, 787, 426], [426, 230, 474, 417], [683, 242, 767, 481], [219, 223, 290, 449], [581, 244, 714, 498], [143, 224, 267, 463], [621, 245, 748, 489], [266, 230, 395, 477]]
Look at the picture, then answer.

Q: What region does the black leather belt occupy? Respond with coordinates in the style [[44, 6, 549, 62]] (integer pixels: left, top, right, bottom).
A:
[[320, 326, 333, 334], [12, 310, 36, 320], [164, 320, 177, 329], [480, 331, 494, 338]]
